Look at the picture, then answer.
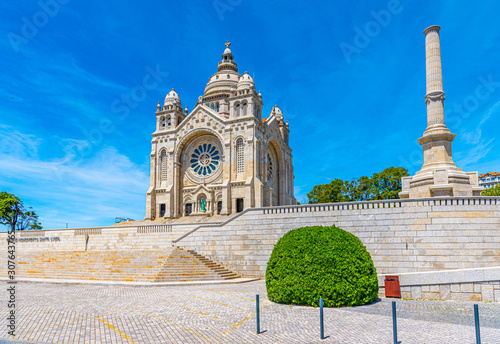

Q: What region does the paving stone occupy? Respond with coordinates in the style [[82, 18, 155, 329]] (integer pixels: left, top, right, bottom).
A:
[[0, 281, 499, 344]]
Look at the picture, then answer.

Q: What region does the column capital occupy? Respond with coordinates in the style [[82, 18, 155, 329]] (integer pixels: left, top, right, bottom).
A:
[[424, 25, 441, 35]]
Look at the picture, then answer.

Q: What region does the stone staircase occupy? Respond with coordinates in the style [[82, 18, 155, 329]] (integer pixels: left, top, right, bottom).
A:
[[153, 247, 239, 281], [5, 247, 239, 283]]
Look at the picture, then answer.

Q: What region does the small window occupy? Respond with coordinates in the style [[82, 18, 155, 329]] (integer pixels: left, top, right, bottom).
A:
[[217, 201, 222, 214], [160, 204, 166, 217], [185, 203, 192, 216]]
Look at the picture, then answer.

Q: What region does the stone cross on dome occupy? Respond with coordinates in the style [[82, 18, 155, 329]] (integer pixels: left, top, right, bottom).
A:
[[225, 41, 231, 49]]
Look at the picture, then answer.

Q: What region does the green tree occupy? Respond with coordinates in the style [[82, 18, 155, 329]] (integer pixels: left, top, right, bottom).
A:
[[0, 192, 42, 231], [347, 176, 373, 201], [482, 184, 500, 196], [369, 166, 409, 200], [307, 179, 347, 204], [307, 167, 409, 203]]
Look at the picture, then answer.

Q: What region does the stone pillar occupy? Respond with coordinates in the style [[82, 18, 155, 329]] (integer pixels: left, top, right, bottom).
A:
[[248, 98, 254, 118], [220, 99, 229, 118], [418, 25, 456, 172], [424, 26, 446, 129], [221, 187, 230, 215], [172, 161, 181, 217], [399, 26, 482, 199]]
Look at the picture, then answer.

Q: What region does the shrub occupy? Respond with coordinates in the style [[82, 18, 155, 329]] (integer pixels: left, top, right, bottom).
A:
[[265, 225, 378, 307]]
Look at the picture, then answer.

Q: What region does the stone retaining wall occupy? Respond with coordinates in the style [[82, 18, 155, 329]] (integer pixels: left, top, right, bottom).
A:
[[1, 224, 193, 252], [2, 196, 499, 301], [377, 266, 500, 302], [175, 197, 500, 279]]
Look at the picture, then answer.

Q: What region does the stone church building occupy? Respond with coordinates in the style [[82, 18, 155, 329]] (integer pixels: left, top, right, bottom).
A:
[[145, 42, 296, 219]]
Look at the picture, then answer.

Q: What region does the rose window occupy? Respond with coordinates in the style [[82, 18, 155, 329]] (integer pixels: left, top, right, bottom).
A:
[[190, 143, 220, 176]]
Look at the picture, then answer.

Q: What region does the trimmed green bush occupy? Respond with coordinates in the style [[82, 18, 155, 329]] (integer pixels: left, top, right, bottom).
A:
[[265, 226, 378, 307]]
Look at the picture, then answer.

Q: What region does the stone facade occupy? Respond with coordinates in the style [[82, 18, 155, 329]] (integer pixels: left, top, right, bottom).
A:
[[400, 26, 482, 198], [479, 172, 500, 190], [145, 42, 296, 220]]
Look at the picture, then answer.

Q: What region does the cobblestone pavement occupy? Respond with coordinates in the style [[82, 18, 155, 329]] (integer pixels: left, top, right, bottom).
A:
[[1, 280, 499, 343]]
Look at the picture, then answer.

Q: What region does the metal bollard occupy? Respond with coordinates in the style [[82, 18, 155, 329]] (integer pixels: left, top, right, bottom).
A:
[[256, 294, 260, 334], [474, 304, 481, 344], [320, 298, 324, 339], [392, 301, 398, 344]]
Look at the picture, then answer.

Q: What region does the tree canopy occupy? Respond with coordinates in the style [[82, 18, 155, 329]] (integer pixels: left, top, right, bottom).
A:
[[481, 183, 500, 196], [0, 191, 42, 231], [307, 167, 409, 204]]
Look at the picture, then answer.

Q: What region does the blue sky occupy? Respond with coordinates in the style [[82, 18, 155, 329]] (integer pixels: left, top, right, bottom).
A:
[[1, 0, 499, 229]]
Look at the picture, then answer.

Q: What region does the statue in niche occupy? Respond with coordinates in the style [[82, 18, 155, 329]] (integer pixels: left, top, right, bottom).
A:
[[200, 198, 206, 212]]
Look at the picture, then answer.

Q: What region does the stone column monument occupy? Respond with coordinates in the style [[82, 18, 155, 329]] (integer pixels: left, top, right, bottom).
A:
[[399, 26, 482, 198]]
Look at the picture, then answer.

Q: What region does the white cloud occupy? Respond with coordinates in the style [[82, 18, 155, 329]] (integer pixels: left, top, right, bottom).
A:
[[455, 101, 499, 167], [455, 138, 495, 167], [0, 124, 42, 158], [459, 101, 499, 145], [0, 126, 148, 229]]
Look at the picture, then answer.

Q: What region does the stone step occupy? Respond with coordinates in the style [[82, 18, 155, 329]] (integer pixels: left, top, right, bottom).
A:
[[9, 247, 240, 282]]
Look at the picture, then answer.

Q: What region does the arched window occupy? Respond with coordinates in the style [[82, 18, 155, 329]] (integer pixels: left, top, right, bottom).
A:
[[254, 106, 262, 120], [160, 116, 166, 129], [216, 102, 220, 112], [236, 138, 244, 173], [160, 150, 167, 181], [242, 102, 247, 116], [235, 103, 240, 117], [167, 116, 171, 127], [267, 152, 273, 183]]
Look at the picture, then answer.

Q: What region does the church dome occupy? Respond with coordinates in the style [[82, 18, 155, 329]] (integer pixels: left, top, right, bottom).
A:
[[164, 89, 181, 106], [204, 41, 241, 97], [204, 71, 241, 96], [237, 72, 254, 91]]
